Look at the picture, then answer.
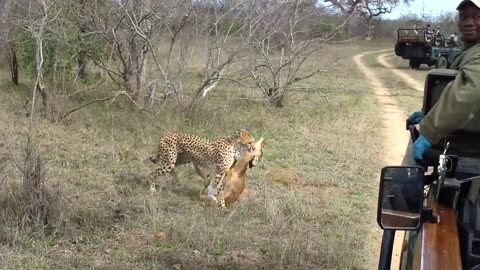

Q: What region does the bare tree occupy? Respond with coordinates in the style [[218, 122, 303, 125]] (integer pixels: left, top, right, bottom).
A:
[[72, 0, 249, 111], [176, 0, 337, 108], [54, 0, 366, 111], [69, 0, 198, 108], [186, 0, 356, 108], [176, 0, 360, 107], [323, 0, 412, 35], [185, 0, 246, 112], [70, 0, 154, 107], [31, 0, 55, 118], [4, 0, 413, 115], [228, 0, 339, 107], [8, 0, 57, 116]]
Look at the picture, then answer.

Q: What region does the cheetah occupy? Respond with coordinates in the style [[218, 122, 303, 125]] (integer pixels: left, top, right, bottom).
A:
[[149, 130, 255, 208]]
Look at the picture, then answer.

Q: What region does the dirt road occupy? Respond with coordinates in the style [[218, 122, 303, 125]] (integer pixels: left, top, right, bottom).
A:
[[353, 50, 424, 269]]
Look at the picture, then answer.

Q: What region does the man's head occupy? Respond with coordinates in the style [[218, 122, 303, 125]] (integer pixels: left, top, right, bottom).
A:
[[457, 0, 480, 45]]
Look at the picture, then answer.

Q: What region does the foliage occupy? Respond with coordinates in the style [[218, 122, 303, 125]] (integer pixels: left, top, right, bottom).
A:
[[12, 3, 108, 79], [208, 18, 243, 36], [310, 16, 347, 40]]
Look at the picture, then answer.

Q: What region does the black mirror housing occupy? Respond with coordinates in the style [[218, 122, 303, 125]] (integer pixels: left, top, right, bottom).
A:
[[377, 166, 425, 230]]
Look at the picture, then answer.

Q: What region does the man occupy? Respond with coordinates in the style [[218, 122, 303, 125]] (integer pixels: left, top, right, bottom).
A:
[[413, 23, 420, 34], [449, 32, 459, 46], [405, 0, 480, 165], [434, 25, 443, 45], [425, 24, 434, 35]]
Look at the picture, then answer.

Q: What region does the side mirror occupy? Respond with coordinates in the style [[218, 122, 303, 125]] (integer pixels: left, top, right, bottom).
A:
[[377, 166, 424, 230]]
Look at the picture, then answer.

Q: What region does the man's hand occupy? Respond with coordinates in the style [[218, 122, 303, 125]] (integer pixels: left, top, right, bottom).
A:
[[413, 135, 432, 163], [407, 111, 424, 125]]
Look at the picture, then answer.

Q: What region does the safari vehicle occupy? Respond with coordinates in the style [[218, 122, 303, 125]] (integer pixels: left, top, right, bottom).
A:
[[377, 69, 480, 269], [394, 28, 462, 69], [430, 46, 463, 69]]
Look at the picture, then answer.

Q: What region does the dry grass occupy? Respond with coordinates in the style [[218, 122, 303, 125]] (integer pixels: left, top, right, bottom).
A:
[[0, 40, 401, 269]]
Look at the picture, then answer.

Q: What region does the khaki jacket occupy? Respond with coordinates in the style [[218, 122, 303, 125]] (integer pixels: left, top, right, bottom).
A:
[[420, 43, 480, 146]]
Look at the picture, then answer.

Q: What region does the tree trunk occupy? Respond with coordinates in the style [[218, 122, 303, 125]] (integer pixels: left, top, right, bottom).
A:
[[77, 50, 87, 79], [32, 1, 50, 119], [9, 43, 19, 85], [268, 87, 284, 108], [135, 46, 148, 107], [270, 94, 284, 108], [36, 81, 48, 115], [125, 41, 148, 108], [77, 0, 87, 80]]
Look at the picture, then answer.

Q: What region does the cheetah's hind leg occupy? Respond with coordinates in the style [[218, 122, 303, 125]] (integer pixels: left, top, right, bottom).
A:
[[193, 164, 212, 195], [149, 160, 176, 192], [149, 169, 178, 192]]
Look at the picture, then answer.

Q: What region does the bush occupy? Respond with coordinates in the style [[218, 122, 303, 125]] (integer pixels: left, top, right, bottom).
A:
[[0, 137, 62, 233]]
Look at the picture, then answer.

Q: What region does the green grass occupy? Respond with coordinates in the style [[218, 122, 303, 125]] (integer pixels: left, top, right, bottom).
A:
[[0, 41, 400, 269]]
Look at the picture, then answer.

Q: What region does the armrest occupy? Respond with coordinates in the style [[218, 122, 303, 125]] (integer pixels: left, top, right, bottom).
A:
[[420, 200, 462, 269]]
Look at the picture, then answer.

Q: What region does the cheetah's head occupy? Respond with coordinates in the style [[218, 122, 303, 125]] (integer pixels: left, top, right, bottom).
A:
[[235, 129, 255, 151]]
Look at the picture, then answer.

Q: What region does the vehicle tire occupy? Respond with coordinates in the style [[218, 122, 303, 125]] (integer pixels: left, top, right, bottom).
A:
[[435, 56, 448, 69], [395, 43, 403, 56], [409, 59, 421, 69], [426, 59, 436, 67]]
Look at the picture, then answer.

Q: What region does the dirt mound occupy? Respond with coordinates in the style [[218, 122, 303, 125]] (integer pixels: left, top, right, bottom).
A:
[[266, 167, 334, 194]]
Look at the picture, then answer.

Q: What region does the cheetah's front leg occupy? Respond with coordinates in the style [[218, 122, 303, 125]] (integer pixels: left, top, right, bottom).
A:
[[218, 175, 228, 209], [209, 170, 228, 208]]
